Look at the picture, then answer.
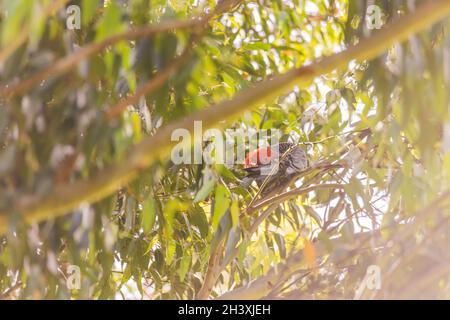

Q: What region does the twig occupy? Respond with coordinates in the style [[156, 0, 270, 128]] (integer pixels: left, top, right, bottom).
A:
[[247, 183, 346, 214], [247, 203, 279, 237], [105, 40, 194, 120], [0, 281, 23, 299]]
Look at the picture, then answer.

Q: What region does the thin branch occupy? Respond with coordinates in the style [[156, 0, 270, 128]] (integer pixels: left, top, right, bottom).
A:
[[0, 281, 23, 300], [247, 203, 279, 239], [1, 0, 449, 234], [247, 183, 346, 214], [196, 241, 225, 300], [105, 39, 194, 120], [242, 160, 346, 219]]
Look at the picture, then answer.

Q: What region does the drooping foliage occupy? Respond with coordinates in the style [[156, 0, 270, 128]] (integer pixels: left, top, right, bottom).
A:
[[0, 0, 449, 299]]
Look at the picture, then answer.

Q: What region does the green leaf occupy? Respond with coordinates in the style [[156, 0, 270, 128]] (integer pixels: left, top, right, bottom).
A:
[[141, 198, 156, 233], [190, 206, 209, 238], [304, 205, 322, 227], [166, 240, 176, 266], [82, 0, 98, 26], [273, 233, 286, 259], [130, 112, 142, 143], [1, 0, 32, 46], [212, 184, 230, 231], [194, 178, 216, 202], [120, 263, 133, 287], [230, 197, 239, 229], [178, 252, 191, 282], [245, 42, 271, 51], [95, 2, 125, 42]]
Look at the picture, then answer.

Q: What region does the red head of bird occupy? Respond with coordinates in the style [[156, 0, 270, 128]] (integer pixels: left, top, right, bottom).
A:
[[244, 146, 274, 168]]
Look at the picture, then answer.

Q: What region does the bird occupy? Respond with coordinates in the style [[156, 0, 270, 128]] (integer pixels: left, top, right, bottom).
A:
[[240, 142, 309, 197], [210, 142, 309, 255]]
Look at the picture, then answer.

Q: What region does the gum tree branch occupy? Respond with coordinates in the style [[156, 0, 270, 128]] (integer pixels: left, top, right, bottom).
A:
[[1, 0, 450, 234], [196, 241, 225, 300]]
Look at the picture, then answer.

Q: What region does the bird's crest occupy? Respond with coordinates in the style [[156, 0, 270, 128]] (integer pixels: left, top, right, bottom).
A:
[[244, 146, 273, 168]]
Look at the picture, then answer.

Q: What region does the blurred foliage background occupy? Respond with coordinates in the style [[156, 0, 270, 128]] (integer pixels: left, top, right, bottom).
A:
[[0, 0, 450, 299]]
